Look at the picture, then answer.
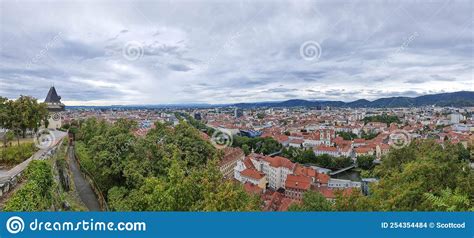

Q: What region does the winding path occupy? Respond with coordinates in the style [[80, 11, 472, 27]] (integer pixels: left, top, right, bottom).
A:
[[66, 146, 101, 211]]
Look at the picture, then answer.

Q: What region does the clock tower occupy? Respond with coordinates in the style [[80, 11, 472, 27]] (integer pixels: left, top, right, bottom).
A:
[[44, 86, 65, 129]]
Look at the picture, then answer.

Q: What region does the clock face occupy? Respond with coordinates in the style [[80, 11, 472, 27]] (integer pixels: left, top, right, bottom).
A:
[[52, 113, 61, 121]]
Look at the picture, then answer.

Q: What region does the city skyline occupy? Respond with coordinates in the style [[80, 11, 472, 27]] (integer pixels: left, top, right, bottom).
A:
[[1, 0, 473, 106]]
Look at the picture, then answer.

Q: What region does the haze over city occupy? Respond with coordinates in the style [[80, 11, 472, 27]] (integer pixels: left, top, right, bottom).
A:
[[1, 0, 472, 106]]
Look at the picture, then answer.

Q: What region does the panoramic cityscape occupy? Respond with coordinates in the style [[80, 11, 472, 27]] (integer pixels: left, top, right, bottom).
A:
[[1, 85, 472, 212], [0, 0, 472, 237]]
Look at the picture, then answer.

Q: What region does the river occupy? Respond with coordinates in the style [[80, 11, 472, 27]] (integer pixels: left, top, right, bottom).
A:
[[332, 169, 362, 181]]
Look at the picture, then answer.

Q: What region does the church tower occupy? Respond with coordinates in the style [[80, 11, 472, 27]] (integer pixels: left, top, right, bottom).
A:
[[44, 86, 65, 129]]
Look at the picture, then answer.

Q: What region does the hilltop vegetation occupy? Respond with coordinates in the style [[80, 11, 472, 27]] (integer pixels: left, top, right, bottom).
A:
[[0, 96, 49, 142], [3, 160, 54, 211], [294, 140, 473, 211], [2, 143, 87, 212], [74, 118, 260, 211], [0, 143, 36, 167], [0, 96, 47, 166]]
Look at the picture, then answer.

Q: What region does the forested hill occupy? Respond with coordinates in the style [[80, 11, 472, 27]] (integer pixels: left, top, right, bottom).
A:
[[233, 91, 474, 108]]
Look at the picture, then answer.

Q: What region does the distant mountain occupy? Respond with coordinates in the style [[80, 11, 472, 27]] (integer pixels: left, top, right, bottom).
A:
[[233, 91, 474, 108]]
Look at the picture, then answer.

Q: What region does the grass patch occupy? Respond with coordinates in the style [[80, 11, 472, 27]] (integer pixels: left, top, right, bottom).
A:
[[0, 142, 37, 168]]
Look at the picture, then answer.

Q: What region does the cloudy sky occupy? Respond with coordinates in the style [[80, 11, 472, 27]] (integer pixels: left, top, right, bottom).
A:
[[0, 0, 472, 105]]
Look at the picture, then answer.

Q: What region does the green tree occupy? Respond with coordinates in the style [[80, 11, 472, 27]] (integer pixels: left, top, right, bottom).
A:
[[288, 191, 333, 211], [334, 188, 369, 211], [4, 160, 54, 211], [360, 131, 379, 140], [357, 155, 375, 170], [336, 131, 357, 140], [424, 188, 473, 211], [456, 143, 470, 161], [0, 97, 9, 147], [108, 159, 259, 211], [364, 141, 473, 211], [314, 154, 336, 169], [76, 118, 260, 211], [241, 144, 250, 155], [362, 113, 401, 126]]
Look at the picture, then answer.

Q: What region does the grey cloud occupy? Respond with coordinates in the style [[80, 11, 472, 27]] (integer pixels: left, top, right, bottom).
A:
[[404, 79, 425, 84], [0, 0, 471, 105], [168, 63, 193, 72], [430, 74, 457, 82]]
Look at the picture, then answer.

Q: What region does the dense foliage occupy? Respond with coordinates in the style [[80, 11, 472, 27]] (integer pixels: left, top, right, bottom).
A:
[[362, 113, 401, 126], [282, 147, 353, 169], [360, 131, 380, 140], [294, 140, 473, 211], [74, 118, 259, 211], [232, 135, 282, 155], [4, 160, 54, 211], [356, 155, 375, 170], [0, 142, 36, 166], [0, 96, 49, 144], [336, 131, 358, 140], [288, 191, 333, 211]]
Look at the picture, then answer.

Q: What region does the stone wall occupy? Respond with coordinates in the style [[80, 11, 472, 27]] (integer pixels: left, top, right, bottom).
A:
[[0, 140, 64, 198]]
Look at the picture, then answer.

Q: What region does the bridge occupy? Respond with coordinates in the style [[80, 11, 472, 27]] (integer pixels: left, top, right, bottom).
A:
[[268, 149, 283, 157], [329, 164, 356, 175]]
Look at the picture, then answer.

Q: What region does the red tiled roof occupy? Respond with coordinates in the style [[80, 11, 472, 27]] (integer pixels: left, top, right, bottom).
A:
[[338, 145, 352, 152], [316, 187, 335, 198], [241, 168, 265, 180], [263, 156, 295, 170], [316, 173, 330, 184], [314, 145, 338, 152], [289, 139, 304, 144], [294, 164, 316, 177], [285, 174, 311, 190], [243, 157, 256, 170], [379, 143, 391, 150], [220, 147, 244, 165], [274, 134, 289, 143], [278, 198, 298, 211], [355, 147, 372, 153], [243, 182, 263, 195]]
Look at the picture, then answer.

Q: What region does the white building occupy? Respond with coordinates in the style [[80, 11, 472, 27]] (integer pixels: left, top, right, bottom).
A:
[[250, 155, 295, 190], [328, 178, 361, 188]]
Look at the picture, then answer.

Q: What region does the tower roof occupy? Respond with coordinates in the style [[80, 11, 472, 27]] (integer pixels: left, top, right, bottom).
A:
[[44, 86, 62, 103]]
